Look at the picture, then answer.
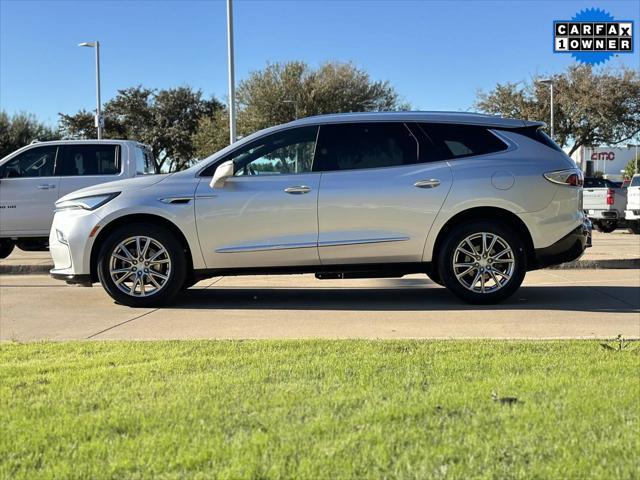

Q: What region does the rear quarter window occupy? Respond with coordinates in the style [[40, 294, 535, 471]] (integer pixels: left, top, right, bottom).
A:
[[418, 123, 508, 160]]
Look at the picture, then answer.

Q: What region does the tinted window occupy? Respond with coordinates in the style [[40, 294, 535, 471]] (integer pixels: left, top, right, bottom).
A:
[[60, 145, 119, 176], [631, 176, 640, 187], [1, 146, 57, 178], [135, 146, 156, 175], [313, 123, 418, 172], [506, 127, 564, 152], [419, 123, 508, 160], [201, 126, 318, 177]]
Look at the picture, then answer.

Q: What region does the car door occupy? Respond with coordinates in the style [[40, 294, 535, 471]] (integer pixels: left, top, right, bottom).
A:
[[57, 143, 126, 198], [0, 145, 60, 236], [314, 122, 452, 265], [195, 126, 322, 269]]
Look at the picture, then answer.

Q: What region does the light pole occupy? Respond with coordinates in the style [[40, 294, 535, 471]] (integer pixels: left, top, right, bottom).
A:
[[226, 0, 236, 144], [78, 41, 103, 139], [537, 79, 554, 141]]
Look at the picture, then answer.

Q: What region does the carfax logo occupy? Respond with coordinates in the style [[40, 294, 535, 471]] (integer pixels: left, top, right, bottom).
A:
[[553, 8, 634, 65]]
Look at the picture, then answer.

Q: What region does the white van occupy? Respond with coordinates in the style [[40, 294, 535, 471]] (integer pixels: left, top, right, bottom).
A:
[[0, 140, 155, 258]]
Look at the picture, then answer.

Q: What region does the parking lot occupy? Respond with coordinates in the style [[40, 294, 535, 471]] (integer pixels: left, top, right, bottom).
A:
[[0, 268, 637, 341], [1, 230, 638, 342]]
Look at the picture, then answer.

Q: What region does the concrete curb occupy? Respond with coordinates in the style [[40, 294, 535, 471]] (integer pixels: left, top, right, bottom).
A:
[[1, 259, 639, 275]]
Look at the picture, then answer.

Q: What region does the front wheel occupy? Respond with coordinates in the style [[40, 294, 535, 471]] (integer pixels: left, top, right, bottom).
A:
[[438, 221, 527, 304], [0, 239, 15, 259], [628, 221, 640, 235], [97, 224, 187, 307]]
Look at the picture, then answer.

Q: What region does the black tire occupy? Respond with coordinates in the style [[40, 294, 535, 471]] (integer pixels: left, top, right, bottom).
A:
[[438, 220, 527, 304], [628, 222, 640, 235], [595, 221, 617, 233], [97, 223, 187, 307], [0, 239, 15, 259], [425, 264, 444, 286]]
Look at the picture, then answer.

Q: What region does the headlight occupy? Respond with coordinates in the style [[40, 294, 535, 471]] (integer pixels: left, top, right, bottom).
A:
[[55, 193, 120, 211]]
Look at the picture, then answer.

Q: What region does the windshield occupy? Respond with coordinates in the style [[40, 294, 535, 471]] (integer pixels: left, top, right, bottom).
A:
[[631, 176, 640, 187]]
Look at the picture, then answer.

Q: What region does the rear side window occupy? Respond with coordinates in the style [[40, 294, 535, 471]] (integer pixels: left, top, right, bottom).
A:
[[135, 146, 156, 175], [313, 122, 418, 172], [506, 126, 564, 152], [418, 123, 508, 160], [1, 146, 58, 178], [60, 144, 120, 176]]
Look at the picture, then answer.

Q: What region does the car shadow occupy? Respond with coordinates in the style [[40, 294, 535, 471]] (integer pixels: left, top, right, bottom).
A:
[[173, 280, 640, 313]]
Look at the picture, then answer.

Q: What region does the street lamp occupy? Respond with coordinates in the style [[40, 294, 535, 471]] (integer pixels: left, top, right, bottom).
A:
[[226, 0, 236, 144], [537, 78, 554, 141], [78, 41, 103, 139]]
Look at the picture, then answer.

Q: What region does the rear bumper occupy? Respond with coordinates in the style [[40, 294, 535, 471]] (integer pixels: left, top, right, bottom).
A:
[[625, 210, 640, 221], [531, 219, 591, 270], [585, 209, 620, 220]]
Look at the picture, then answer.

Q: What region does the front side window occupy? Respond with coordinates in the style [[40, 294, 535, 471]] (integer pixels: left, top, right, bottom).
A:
[[313, 122, 419, 172], [229, 126, 318, 176], [59, 144, 120, 176], [419, 123, 508, 160], [1, 146, 57, 178]]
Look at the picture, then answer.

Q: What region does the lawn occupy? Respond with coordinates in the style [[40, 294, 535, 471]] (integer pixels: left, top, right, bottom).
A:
[[1, 341, 638, 479]]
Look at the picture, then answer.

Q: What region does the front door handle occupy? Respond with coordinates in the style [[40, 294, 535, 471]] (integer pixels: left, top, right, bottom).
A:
[[414, 179, 441, 189], [284, 185, 311, 194], [37, 184, 56, 190]]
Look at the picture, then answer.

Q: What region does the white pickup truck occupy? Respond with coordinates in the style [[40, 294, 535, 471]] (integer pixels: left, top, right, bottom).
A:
[[0, 140, 155, 258], [582, 177, 627, 233], [624, 174, 640, 234]]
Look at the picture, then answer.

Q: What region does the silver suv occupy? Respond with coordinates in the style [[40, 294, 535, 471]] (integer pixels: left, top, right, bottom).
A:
[[49, 112, 591, 306]]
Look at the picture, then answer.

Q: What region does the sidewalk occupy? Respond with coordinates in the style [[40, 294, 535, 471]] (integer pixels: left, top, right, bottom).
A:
[[1, 230, 638, 274]]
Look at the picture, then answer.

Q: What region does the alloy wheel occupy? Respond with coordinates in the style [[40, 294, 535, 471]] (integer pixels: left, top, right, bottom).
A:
[[452, 232, 515, 294], [108, 236, 172, 297]]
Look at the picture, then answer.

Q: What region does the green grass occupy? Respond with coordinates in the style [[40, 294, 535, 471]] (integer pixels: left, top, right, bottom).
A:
[[1, 341, 638, 479]]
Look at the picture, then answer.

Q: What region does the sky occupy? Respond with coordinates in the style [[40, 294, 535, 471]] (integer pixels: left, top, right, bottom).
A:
[[1, 0, 638, 126]]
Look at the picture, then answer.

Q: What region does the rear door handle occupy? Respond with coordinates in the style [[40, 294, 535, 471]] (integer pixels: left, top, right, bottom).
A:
[[284, 185, 311, 194], [37, 184, 56, 190], [414, 179, 441, 189]]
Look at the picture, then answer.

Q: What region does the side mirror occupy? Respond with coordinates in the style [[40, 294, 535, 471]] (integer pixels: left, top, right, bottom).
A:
[[209, 160, 234, 189]]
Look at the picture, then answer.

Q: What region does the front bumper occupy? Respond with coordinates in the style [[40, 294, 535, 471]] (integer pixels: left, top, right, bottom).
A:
[[532, 218, 591, 270], [49, 208, 101, 283]]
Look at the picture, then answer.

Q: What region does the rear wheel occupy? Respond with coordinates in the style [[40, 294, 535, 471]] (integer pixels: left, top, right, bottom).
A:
[[438, 221, 527, 304], [0, 239, 15, 259], [628, 221, 640, 235], [595, 221, 617, 233], [97, 224, 187, 307]]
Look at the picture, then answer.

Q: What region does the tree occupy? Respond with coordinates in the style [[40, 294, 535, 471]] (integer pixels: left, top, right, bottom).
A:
[[59, 86, 223, 172], [0, 111, 60, 158], [624, 156, 639, 180], [193, 61, 409, 158], [475, 65, 640, 156]]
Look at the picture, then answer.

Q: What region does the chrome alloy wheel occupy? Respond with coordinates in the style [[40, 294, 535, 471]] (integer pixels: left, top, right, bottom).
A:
[[452, 232, 515, 294], [108, 236, 171, 297]]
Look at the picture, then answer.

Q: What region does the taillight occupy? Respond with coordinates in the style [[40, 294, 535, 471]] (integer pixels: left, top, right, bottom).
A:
[[544, 169, 584, 187], [607, 189, 614, 205]]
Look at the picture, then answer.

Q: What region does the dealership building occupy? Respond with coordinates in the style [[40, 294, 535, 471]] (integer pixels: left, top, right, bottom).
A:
[[570, 145, 638, 182]]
